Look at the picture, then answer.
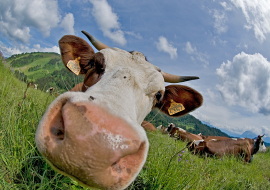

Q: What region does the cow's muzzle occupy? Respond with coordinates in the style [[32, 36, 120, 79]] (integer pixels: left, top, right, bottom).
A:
[[35, 99, 148, 190]]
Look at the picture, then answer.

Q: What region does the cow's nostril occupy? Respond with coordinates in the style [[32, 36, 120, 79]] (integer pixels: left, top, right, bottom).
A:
[[49, 108, 65, 141], [50, 127, 65, 140]]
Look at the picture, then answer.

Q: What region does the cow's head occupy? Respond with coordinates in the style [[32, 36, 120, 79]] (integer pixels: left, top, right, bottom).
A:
[[166, 123, 176, 133], [35, 31, 203, 190], [254, 135, 267, 153]]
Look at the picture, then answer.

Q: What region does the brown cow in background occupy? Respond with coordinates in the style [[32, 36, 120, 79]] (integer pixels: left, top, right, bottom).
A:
[[166, 123, 202, 142], [188, 135, 266, 162]]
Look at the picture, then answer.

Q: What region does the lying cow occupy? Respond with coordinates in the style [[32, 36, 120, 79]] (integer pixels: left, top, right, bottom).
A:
[[35, 31, 203, 190], [157, 125, 168, 134], [166, 123, 202, 142], [199, 134, 231, 141], [188, 135, 266, 162]]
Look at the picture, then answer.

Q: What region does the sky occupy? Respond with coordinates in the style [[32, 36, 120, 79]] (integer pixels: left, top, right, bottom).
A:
[[1, 0, 270, 139]]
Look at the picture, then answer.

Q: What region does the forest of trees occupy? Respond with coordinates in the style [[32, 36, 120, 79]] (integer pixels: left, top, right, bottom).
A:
[[9, 54, 44, 67], [14, 70, 27, 82], [34, 68, 84, 92], [28, 65, 41, 72]]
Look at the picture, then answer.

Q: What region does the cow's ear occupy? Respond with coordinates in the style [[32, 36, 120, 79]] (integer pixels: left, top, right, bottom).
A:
[[155, 85, 203, 117], [59, 35, 95, 74]]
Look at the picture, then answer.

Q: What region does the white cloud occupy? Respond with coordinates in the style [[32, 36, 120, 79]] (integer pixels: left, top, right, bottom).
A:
[[90, 0, 126, 45], [216, 52, 270, 115], [220, 2, 232, 11], [184, 42, 209, 67], [60, 13, 75, 35], [192, 99, 270, 137], [185, 42, 196, 54], [156, 36, 177, 59], [125, 31, 143, 40], [211, 9, 228, 34], [230, 0, 270, 43], [0, 42, 60, 57], [0, 0, 61, 43]]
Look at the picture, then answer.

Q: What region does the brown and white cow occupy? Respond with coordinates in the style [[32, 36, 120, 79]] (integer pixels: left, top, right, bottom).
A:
[[199, 134, 231, 141], [157, 125, 168, 134], [188, 135, 266, 162], [166, 123, 202, 142], [35, 31, 203, 190]]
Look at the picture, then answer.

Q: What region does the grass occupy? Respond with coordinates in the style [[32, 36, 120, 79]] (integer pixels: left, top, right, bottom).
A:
[[1, 59, 270, 190]]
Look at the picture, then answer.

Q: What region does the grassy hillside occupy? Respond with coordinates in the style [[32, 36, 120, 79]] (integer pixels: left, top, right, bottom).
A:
[[6, 52, 84, 93], [1, 55, 270, 189]]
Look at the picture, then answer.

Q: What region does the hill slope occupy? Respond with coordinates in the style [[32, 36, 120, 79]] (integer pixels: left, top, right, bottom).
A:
[[6, 52, 84, 93]]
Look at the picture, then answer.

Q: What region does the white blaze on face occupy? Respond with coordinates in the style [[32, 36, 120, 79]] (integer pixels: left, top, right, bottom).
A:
[[258, 139, 267, 153]]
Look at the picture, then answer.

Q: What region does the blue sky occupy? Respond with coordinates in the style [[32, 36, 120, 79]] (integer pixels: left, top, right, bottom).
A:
[[1, 0, 270, 138]]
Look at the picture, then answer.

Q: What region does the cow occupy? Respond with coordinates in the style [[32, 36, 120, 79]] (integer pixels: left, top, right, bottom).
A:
[[46, 87, 61, 97], [46, 87, 54, 95], [35, 31, 203, 190], [188, 135, 266, 162], [166, 123, 202, 142], [199, 134, 267, 152], [199, 134, 231, 141], [141, 120, 156, 132], [157, 125, 168, 134]]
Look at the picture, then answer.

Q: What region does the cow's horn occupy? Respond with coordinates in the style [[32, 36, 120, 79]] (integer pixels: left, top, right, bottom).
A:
[[81, 31, 110, 50], [161, 71, 199, 83]]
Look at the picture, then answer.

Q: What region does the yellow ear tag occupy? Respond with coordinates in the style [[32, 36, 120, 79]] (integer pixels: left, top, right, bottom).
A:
[[168, 99, 185, 115], [67, 57, 81, 75]]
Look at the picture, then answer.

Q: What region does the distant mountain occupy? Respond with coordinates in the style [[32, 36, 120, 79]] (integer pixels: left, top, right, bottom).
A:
[[201, 121, 240, 138], [216, 128, 241, 138], [264, 137, 270, 144], [240, 131, 257, 138]]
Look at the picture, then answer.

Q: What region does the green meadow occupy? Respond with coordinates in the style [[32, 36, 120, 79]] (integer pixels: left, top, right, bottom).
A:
[[1, 58, 270, 189]]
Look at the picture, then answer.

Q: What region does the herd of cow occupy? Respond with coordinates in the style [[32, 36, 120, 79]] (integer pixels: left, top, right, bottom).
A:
[[34, 31, 267, 190], [157, 123, 267, 163]]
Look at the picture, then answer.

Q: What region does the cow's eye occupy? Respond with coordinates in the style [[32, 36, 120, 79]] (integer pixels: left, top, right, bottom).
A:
[[155, 91, 162, 101]]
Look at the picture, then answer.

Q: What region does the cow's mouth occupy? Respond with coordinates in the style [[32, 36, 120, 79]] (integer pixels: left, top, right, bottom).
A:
[[35, 99, 148, 190]]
